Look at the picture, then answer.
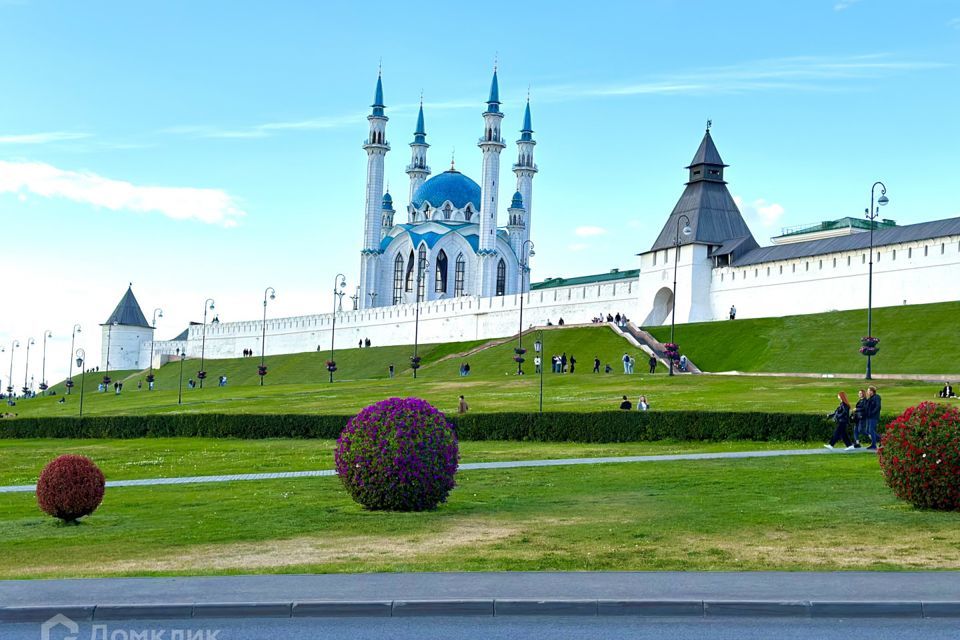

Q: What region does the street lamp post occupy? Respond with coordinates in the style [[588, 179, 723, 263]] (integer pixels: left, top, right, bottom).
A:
[[148, 309, 163, 390], [669, 214, 693, 377], [864, 181, 889, 380], [22, 337, 35, 396], [329, 275, 346, 383], [103, 321, 118, 387], [516, 240, 535, 375], [412, 258, 429, 379], [534, 331, 544, 413], [6, 340, 18, 399], [75, 349, 86, 418], [199, 298, 215, 388], [350, 287, 360, 311], [176, 347, 185, 405], [39, 330, 52, 394], [67, 324, 81, 394], [259, 287, 276, 386]]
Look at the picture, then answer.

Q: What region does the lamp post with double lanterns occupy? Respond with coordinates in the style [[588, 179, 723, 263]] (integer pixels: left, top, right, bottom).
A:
[[515, 240, 535, 375], [103, 321, 118, 388], [863, 181, 889, 380], [147, 309, 162, 390], [411, 257, 429, 379], [668, 214, 693, 376], [5, 340, 18, 400], [199, 298, 215, 388], [328, 275, 346, 383], [259, 288, 276, 385], [22, 337, 35, 396], [39, 330, 52, 394], [75, 349, 87, 418], [533, 330, 544, 413], [66, 324, 81, 394]]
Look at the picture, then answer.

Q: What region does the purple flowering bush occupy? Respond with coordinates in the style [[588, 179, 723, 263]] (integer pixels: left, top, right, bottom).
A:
[[335, 397, 459, 511]]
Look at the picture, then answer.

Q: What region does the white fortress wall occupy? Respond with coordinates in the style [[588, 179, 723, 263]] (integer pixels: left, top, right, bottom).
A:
[[708, 233, 960, 320], [140, 278, 638, 367]]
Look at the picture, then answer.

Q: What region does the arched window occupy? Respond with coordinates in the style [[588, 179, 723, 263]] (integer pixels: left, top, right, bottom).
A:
[[496, 258, 506, 296], [454, 253, 466, 297], [417, 245, 427, 302], [392, 253, 404, 305], [405, 249, 415, 292], [435, 250, 448, 293]]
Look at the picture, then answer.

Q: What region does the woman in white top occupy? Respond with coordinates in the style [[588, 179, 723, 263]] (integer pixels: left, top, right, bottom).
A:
[[638, 395, 650, 411]]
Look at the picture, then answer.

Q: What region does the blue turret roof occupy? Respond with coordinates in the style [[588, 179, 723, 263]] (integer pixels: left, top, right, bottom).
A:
[[413, 103, 426, 144], [520, 100, 533, 141], [411, 169, 482, 210], [382, 191, 394, 209], [371, 73, 385, 117], [511, 191, 524, 209], [486, 70, 500, 113]]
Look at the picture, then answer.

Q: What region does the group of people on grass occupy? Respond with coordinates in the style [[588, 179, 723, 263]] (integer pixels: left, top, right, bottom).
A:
[[825, 386, 883, 451], [619, 395, 650, 411]]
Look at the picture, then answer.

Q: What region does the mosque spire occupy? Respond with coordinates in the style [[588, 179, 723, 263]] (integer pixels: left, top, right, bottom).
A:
[[520, 97, 533, 141], [486, 66, 501, 114], [371, 69, 385, 117], [405, 91, 430, 204]]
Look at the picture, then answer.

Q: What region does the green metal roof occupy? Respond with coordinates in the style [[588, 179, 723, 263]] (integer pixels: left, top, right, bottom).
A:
[[531, 268, 639, 290], [779, 217, 897, 237]]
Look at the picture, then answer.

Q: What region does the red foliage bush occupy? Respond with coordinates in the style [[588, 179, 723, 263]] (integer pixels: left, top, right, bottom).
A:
[[36, 454, 105, 522], [878, 402, 960, 510]]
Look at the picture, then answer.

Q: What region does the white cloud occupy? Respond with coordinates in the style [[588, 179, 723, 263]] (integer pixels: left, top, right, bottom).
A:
[[734, 195, 787, 229], [834, 0, 861, 11], [0, 160, 246, 227], [575, 225, 607, 237], [0, 131, 91, 145]]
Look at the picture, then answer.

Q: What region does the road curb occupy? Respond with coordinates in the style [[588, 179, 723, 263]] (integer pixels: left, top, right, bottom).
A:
[[2, 599, 960, 623]]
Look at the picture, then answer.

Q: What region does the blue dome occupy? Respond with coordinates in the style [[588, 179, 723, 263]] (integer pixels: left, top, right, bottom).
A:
[[382, 191, 393, 208], [412, 170, 481, 210]]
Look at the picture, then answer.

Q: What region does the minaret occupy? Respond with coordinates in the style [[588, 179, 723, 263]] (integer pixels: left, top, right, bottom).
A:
[[513, 97, 537, 250], [506, 190, 526, 290], [359, 71, 389, 309], [477, 67, 506, 297], [381, 190, 396, 234], [405, 99, 431, 204]]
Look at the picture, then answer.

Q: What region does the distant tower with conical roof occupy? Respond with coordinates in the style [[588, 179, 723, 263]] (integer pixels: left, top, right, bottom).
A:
[[101, 284, 155, 371], [477, 67, 507, 297], [513, 96, 537, 291], [405, 99, 431, 203], [359, 70, 390, 309]]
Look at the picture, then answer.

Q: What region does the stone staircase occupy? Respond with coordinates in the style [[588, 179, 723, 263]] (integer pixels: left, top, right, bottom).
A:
[[613, 321, 702, 374]]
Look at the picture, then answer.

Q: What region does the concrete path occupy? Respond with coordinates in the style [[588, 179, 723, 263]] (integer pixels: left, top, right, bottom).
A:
[[2, 572, 959, 621], [0, 447, 853, 494]]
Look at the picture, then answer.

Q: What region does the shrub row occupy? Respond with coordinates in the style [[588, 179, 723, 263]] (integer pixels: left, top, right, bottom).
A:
[[0, 411, 897, 442]]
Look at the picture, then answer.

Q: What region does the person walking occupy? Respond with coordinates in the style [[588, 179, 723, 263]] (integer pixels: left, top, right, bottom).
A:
[[622, 353, 630, 374], [648, 354, 657, 374], [561, 353, 568, 373], [851, 389, 867, 448], [389, 364, 395, 378], [569, 355, 576, 373], [619, 395, 632, 410], [593, 356, 600, 373], [534, 355, 542, 374], [824, 391, 853, 449], [729, 305, 737, 320], [463, 363, 470, 376], [458, 395, 469, 414], [865, 386, 882, 450]]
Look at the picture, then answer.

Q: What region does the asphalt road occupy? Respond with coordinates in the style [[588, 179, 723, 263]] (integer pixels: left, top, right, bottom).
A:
[[5, 616, 960, 640]]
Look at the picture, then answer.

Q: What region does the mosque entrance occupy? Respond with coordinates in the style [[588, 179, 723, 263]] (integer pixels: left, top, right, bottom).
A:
[[643, 286, 674, 326]]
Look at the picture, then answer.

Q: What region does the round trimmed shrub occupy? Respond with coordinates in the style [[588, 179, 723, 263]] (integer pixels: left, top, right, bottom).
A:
[[878, 402, 960, 510], [36, 454, 106, 523], [335, 397, 459, 511]]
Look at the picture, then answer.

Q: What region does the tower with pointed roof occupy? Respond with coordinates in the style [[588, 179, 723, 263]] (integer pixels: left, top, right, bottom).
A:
[[405, 100, 431, 203], [100, 284, 155, 371], [636, 126, 757, 325], [513, 97, 537, 290], [359, 71, 390, 308], [476, 68, 507, 297]]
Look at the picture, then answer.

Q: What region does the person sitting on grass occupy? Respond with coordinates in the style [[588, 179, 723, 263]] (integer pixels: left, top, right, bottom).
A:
[[605, 363, 613, 374], [458, 395, 469, 414], [824, 391, 853, 450], [619, 395, 632, 410], [939, 382, 956, 398], [637, 395, 650, 411]]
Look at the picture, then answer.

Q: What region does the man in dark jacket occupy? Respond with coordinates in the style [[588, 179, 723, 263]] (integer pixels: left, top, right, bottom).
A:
[[865, 386, 882, 450], [619, 395, 632, 410], [593, 356, 600, 373], [648, 355, 657, 374]]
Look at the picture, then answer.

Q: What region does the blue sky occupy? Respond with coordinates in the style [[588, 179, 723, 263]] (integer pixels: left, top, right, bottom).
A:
[[1, 0, 958, 385]]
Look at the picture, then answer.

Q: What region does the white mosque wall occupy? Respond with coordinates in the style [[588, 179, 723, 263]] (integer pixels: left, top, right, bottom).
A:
[[142, 277, 638, 368]]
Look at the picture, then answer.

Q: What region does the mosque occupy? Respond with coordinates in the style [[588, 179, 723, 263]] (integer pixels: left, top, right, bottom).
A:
[[358, 69, 535, 307]]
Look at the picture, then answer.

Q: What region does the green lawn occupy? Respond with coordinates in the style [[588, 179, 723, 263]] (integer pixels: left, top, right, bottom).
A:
[[1, 446, 957, 578], [646, 301, 960, 374]]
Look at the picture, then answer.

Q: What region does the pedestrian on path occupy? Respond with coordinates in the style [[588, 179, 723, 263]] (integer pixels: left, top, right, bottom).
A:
[[622, 353, 630, 374], [851, 389, 867, 448], [865, 386, 882, 450], [458, 395, 469, 414], [824, 391, 853, 449], [593, 356, 600, 373], [569, 355, 576, 373], [648, 355, 657, 374]]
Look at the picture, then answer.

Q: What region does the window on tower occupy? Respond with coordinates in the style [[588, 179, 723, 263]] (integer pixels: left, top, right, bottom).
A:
[[417, 245, 427, 302], [405, 250, 415, 292], [454, 253, 466, 297], [435, 250, 448, 293], [496, 259, 506, 296], [393, 254, 404, 305]]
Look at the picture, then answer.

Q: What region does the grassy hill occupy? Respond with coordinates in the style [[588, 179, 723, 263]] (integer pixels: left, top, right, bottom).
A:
[[646, 301, 960, 375]]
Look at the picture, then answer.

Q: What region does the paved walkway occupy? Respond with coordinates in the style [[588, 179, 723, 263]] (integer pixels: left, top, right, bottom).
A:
[[0, 447, 854, 494]]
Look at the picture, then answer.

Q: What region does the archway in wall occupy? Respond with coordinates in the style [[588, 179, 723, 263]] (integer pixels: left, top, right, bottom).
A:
[[642, 287, 674, 326]]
